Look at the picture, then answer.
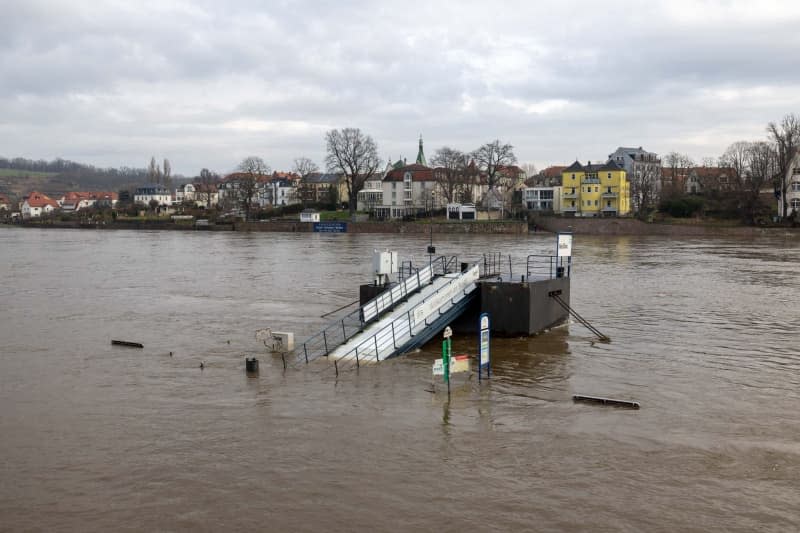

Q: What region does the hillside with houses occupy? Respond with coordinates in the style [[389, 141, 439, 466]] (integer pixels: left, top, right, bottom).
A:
[[3, 115, 799, 227]]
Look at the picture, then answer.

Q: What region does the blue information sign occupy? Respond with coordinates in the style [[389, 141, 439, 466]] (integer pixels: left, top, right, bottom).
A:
[[313, 222, 348, 233]]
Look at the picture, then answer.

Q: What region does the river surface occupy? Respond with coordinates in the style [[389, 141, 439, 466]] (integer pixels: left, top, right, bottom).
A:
[[1, 226, 799, 532]]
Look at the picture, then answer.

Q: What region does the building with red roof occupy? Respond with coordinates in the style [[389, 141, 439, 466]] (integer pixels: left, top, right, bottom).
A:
[[21, 191, 59, 218]]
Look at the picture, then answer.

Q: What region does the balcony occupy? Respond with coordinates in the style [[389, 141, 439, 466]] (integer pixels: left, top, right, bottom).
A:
[[583, 178, 601, 184], [562, 192, 578, 199], [602, 192, 618, 198], [562, 205, 578, 212]]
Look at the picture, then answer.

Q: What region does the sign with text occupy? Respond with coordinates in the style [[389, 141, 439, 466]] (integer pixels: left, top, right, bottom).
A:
[[313, 221, 347, 233], [433, 355, 470, 376], [479, 313, 490, 372], [556, 232, 573, 257]]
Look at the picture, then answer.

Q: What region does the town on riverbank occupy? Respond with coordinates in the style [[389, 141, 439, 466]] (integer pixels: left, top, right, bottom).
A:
[[2, 114, 800, 235]]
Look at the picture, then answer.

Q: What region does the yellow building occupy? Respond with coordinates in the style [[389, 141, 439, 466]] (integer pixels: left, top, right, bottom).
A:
[[560, 160, 631, 216]]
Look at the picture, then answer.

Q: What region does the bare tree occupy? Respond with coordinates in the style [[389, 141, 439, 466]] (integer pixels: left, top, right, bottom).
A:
[[325, 128, 381, 216], [431, 147, 469, 203], [742, 141, 777, 223], [767, 113, 800, 218], [147, 156, 162, 184], [520, 162, 538, 180], [719, 141, 754, 184], [293, 157, 319, 179], [237, 156, 270, 220], [162, 159, 172, 190], [472, 140, 517, 190], [197, 168, 219, 208], [663, 152, 695, 197], [293, 157, 320, 207], [630, 165, 660, 214]]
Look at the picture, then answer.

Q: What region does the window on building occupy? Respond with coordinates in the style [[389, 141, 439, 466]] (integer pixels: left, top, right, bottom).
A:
[[607, 201, 611, 207], [608, 173, 612, 179], [791, 198, 800, 211], [791, 182, 800, 192], [594, 200, 598, 206], [595, 186, 599, 192], [572, 174, 575, 180]]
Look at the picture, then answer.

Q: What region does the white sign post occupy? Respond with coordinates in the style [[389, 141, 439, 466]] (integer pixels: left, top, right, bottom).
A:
[[555, 232, 573, 279], [556, 232, 573, 257], [478, 313, 490, 380]]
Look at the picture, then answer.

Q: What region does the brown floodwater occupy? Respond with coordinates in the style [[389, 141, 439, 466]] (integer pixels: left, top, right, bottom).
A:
[[1, 226, 799, 532]]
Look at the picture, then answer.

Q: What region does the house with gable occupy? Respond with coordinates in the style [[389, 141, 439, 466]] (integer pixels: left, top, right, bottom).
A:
[[299, 173, 348, 205], [364, 137, 488, 219], [21, 191, 59, 218], [59, 191, 119, 212], [0, 193, 11, 211], [370, 137, 444, 219], [134, 185, 173, 207], [561, 159, 631, 217]]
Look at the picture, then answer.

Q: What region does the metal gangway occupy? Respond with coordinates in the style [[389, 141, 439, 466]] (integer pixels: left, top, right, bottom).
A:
[[327, 263, 480, 367], [297, 256, 463, 364]]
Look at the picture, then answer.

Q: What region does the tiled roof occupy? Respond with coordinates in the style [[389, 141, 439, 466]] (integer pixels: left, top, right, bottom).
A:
[[564, 160, 583, 172], [542, 166, 567, 178], [24, 191, 59, 208], [63, 191, 118, 201], [692, 166, 737, 179], [383, 164, 434, 182]]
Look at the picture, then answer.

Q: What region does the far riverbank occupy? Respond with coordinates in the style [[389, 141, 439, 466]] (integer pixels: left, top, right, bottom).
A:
[[6, 216, 798, 237], [531, 214, 798, 237]]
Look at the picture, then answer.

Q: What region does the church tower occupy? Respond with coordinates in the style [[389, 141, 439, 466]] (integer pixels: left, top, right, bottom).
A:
[[416, 135, 427, 166]]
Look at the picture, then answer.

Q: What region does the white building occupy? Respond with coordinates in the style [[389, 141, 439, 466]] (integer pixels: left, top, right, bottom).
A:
[[779, 149, 800, 218], [175, 183, 197, 204], [134, 185, 172, 206], [356, 175, 384, 212], [21, 191, 58, 218], [523, 186, 562, 212], [299, 209, 320, 222], [174, 183, 219, 208], [259, 178, 300, 208]]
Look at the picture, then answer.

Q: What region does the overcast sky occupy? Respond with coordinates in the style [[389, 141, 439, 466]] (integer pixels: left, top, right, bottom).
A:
[[2, 0, 799, 175]]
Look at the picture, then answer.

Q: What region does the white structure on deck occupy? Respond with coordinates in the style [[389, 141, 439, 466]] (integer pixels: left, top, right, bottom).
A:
[[299, 209, 320, 222]]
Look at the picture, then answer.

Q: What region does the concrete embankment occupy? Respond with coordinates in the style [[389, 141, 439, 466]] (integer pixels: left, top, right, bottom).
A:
[[532, 215, 796, 237], [16, 219, 528, 234], [234, 220, 528, 234]]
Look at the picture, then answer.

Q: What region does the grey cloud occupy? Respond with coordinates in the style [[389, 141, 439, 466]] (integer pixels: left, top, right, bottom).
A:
[[1, 0, 799, 174]]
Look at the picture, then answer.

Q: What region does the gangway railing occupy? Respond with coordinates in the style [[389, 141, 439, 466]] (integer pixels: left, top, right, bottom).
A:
[[526, 255, 571, 280], [481, 252, 503, 277], [331, 264, 480, 367], [298, 264, 434, 364]]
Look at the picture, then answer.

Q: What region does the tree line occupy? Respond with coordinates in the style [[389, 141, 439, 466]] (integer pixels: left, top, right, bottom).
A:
[[658, 113, 799, 222]]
